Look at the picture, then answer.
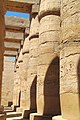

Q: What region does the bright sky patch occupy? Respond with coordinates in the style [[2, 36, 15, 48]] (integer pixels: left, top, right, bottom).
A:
[[6, 11, 29, 18]]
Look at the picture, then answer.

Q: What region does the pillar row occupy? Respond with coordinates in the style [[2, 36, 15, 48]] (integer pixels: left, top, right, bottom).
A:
[[19, 36, 30, 110], [13, 49, 23, 111], [22, 14, 39, 119]]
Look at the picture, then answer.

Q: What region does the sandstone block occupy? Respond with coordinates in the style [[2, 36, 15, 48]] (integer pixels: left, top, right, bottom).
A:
[[61, 0, 80, 43], [30, 113, 52, 120], [60, 93, 80, 120], [39, 15, 60, 35], [22, 36, 29, 54], [39, 0, 60, 19], [29, 15, 39, 38], [52, 116, 66, 120]]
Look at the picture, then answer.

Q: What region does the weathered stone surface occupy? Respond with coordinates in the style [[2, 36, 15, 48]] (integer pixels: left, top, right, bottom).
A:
[[13, 72, 20, 107], [1, 1, 80, 120], [0, 0, 5, 106], [4, 42, 20, 51], [20, 37, 30, 109], [31, 4, 39, 14], [37, 12, 60, 116], [60, 43, 80, 120], [0, 0, 6, 14], [39, 0, 60, 20], [22, 37, 30, 54], [20, 15, 39, 119], [5, 16, 29, 30], [1, 57, 15, 106], [25, 15, 39, 112], [29, 15, 39, 38], [25, 27, 30, 37], [6, 0, 36, 13], [4, 51, 17, 57], [61, 0, 80, 43], [5, 31, 24, 41], [39, 15, 60, 35], [52, 116, 66, 120], [60, 93, 80, 120], [30, 113, 52, 120], [13, 49, 23, 109], [24, 33, 38, 113], [60, 0, 80, 119], [13, 63, 20, 107]]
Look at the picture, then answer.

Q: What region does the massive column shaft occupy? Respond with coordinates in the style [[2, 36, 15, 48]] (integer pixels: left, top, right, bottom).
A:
[[20, 36, 29, 109], [0, 0, 6, 105], [60, 0, 80, 120], [22, 10, 39, 119], [37, 0, 61, 116], [25, 14, 39, 111], [13, 62, 20, 108], [13, 49, 23, 111]]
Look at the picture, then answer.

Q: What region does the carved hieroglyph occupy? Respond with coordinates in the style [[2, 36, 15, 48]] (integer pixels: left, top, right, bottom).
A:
[[60, 0, 80, 120]]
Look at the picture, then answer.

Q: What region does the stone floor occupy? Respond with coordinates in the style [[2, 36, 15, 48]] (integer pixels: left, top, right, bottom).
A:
[[4, 107, 28, 120]]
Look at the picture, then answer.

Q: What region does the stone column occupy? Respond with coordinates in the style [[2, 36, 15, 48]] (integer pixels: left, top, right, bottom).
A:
[[12, 62, 20, 111], [22, 4, 39, 119], [0, 1, 6, 119], [18, 36, 29, 111], [12, 49, 23, 111], [60, 0, 80, 120], [38, 0, 61, 115], [30, 0, 61, 120], [0, 0, 6, 106]]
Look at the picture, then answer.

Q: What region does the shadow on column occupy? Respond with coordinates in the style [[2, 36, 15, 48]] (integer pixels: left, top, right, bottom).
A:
[[30, 75, 37, 111], [77, 57, 80, 108], [43, 56, 61, 116], [14, 91, 21, 111], [23, 75, 37, 119]]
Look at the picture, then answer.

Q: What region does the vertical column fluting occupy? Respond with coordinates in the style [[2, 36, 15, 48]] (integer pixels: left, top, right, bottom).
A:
[[60, 0, 80, 120], [37, 0, 61, 116]]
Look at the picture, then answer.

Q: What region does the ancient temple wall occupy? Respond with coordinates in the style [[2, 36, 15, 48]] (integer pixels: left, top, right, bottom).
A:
[[60, 0, 80, 120], [1, 57, 15, 106]]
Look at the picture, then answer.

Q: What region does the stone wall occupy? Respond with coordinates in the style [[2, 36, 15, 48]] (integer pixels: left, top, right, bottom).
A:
[[1, 56, 15, 106]]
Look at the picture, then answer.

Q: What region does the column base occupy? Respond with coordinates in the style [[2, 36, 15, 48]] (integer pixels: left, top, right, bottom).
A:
[[52, 116, 67, 120], [11, 105, 20, 111], [0, 113, 6, 120], [22, 109, 36, 119], [16, 107, 22, 112], [0, 106, 6, 120], [0, 105, 4, 112], [30, 113, 52, 120]]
